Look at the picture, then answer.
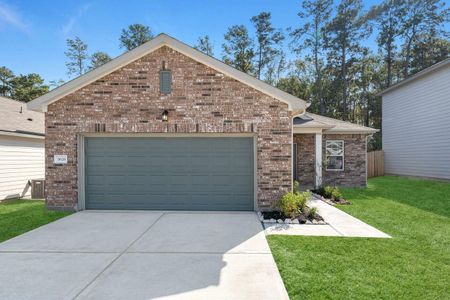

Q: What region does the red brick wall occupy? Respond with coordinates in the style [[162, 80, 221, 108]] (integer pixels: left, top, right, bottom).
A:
[[293, 134, 315, 188], [45, 46, 292, 211], [293, 133, 367, 189], [322, 134, 367, 187]]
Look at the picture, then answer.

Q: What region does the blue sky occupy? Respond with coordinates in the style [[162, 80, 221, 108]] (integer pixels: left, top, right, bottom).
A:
[[0, 0, 432, 83]]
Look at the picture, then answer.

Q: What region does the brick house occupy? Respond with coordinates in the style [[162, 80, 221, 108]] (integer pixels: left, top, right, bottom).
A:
[[28, 34, 377, 212]]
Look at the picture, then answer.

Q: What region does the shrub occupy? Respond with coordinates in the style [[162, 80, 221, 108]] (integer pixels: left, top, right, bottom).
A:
[[297, 191, 311, 212], [307, 207, 318, 220], [277, 191, 311, 218], [321, 186, 342, 200], [323, 186, 334, 198], [330, 187, 342, 201], [293, 180, 300, 195], [277, 192, 300, 218], [316, 185, 326, 197]]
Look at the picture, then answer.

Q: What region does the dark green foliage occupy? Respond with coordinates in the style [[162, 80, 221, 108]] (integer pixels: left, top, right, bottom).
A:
[[9, 74, 49, 102], [317, 185, 342, 200], [251, 12, 284, 80], [306, 206, 318, 219], [290, 0, 333, 114], [0, 67, 49, 102], [0, 66, 15, 96], [194, 35, 214, 56], [222, 25, 255, 73], [65, 36, 89, 77], [119, 24, 153, 51], [89, 51, 112, 70]]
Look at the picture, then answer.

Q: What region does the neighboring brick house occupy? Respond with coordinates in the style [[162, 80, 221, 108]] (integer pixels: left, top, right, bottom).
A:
[[28, 34, 377, 212]]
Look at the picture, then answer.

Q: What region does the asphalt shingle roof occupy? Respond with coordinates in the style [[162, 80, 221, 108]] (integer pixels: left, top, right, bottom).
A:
[[0, 96, 45, 136]]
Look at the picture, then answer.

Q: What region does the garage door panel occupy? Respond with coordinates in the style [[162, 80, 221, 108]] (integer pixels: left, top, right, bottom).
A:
[[85, 137, 254, 210]]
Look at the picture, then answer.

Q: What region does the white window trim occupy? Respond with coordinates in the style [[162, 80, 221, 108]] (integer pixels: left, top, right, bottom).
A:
[[326, 140, 344, 171]]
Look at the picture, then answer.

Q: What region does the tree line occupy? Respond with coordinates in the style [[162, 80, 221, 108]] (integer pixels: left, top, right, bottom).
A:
[[0, 0, 448, 150]]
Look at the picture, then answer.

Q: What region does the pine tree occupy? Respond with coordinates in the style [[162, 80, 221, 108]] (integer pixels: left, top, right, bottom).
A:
[[89, 51, 112, 70], [251, 12, 284, 80], [65, 36, 89, 77], [222, 25, 255, 73], [119, 24, 153, 51], [369, 0, 405, 87], [290, 0, 333, 114], [194, 35, 214, 56], [326, 0, 369, 120]]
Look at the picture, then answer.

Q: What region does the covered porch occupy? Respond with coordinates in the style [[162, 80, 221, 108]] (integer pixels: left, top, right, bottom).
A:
[[292, 113, 378, 189]]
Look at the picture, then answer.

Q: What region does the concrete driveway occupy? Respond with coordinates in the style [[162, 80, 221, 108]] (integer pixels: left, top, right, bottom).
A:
[[0, 211, 288, 300]]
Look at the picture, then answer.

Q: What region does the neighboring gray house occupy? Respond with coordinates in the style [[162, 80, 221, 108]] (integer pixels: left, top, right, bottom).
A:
[[0, 96, 45, 199], [379, 58, 450, 180]]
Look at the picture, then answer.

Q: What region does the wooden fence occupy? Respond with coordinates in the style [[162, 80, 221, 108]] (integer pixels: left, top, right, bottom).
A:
[[367, 150, 384, 178]]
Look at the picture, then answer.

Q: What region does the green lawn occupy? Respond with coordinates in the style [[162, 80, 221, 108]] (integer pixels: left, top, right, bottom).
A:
[[0, 200, 72, 243], [268, 176, 450, 300]]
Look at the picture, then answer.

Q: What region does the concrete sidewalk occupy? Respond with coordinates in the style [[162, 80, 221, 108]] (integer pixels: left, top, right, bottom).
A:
[[265, 198, 391, 238]]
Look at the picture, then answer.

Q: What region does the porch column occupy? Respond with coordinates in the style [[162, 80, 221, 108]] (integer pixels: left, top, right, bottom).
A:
[[315, 133, 322, 187]]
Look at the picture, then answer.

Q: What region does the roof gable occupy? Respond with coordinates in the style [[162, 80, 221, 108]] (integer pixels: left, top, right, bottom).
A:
[[27, 33, 307, 112]]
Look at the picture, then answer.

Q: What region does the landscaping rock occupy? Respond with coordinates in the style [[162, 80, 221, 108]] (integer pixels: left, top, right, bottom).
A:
[[284, 219, 292, 224], [269, 218, 276, 223], [292, 219, 300, 224], [277, 219, 284, 224], [306, 220, 312, 224], [298, 215, 307, 224]]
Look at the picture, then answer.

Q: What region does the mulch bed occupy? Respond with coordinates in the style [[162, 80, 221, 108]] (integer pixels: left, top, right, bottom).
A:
[[261, 210, 324, 224], [311, 191, 352, 206]]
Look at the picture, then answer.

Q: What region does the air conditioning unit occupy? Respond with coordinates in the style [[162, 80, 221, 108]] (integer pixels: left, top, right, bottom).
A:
[[31, 179, 45, 199]]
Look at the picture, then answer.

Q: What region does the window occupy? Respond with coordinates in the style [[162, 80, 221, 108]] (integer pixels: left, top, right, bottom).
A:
[[160, 70, 172, 94], [326, 140, 344, 171]]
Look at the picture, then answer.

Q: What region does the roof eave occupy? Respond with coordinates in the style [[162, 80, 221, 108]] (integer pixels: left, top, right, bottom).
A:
[[293, 124, 334, 129], [324, 128, 379, 134], [377, 58, 450, 96], [0, 131, 45, 139]]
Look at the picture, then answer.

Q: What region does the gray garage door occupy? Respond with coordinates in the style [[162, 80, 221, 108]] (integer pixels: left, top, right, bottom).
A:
[[85, 137, 254, 210]]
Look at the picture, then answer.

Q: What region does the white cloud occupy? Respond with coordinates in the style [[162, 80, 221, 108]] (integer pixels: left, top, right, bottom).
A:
[[62, 17, 76, 36], [0, 2, 28, 32], [61, 3, 92, 36]]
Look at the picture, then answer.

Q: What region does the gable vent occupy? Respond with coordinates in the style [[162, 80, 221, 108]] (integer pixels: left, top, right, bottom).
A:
[[160, 61, 172, 94], [160, 70, 172, 94]]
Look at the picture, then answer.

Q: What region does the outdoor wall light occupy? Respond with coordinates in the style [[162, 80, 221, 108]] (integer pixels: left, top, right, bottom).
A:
[[162, 110, 169, 122]]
